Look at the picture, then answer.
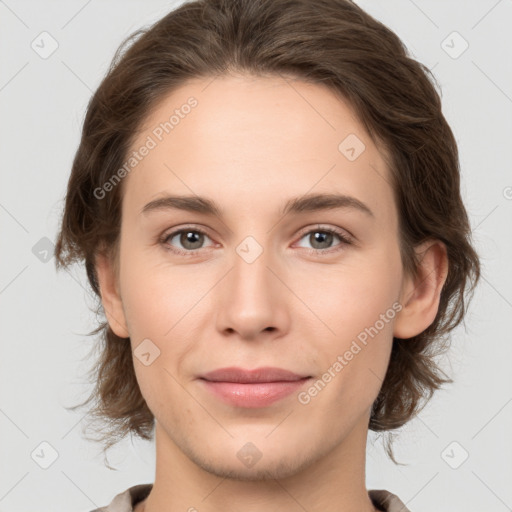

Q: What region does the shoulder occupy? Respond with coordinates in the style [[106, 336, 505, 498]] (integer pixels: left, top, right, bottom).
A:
[[88, 484, 407, 512], [89, 484, 153, 512], [368, 488, 412, 512]]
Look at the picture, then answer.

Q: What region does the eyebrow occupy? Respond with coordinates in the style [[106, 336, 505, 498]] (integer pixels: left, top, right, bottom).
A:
[[140, 192, 374, 218]]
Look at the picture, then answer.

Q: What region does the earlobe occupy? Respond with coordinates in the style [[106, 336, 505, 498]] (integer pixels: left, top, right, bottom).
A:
[[393, 240, 449, 340], [94, 250, 130, 339]]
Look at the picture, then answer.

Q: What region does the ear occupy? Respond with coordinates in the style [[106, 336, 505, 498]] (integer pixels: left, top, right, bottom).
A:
[[94, 250, 130, 338], [393, 240, 449, 339]]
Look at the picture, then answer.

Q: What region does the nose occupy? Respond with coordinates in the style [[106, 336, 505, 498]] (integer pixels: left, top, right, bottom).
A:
[[215, 239, 290, 341]]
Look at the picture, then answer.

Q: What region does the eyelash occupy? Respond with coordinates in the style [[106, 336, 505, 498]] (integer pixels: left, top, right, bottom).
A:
[[159, 225, 353, 257]]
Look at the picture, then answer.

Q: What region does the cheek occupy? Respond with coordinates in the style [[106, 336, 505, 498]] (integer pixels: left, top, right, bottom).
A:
[[132, 360, 187, 431], [306, 286, 397, 419], [303, 255, 401, 344], [119, 243, 208, 340], [119, 249, 209, 407], [304, 248, 401, 396]]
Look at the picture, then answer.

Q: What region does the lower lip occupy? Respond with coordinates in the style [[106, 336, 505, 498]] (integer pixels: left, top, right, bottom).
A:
[[199, 378, 311, 408]]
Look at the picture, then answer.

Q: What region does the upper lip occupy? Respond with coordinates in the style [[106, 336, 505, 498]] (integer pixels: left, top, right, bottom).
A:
[[200, 367, 310, 383]]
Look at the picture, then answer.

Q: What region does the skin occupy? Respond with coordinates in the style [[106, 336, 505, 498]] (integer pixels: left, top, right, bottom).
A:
[[95, 74, 448, 512]]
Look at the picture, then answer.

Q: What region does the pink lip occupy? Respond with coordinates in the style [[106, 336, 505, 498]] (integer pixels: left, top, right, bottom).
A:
[[198, 367, 311, 408]]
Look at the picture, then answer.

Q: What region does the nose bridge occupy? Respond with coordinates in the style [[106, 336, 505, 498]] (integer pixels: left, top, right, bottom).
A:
[[216, 233, 285, 337], [231, 233, 277, 302]]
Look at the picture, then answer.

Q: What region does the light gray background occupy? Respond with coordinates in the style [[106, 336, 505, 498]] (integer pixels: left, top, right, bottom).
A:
[[1, 1, 511, 511]]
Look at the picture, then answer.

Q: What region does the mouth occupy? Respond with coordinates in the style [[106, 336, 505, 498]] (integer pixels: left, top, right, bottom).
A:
[[198, 367, 312, 408], [199, 366, 311, 383]]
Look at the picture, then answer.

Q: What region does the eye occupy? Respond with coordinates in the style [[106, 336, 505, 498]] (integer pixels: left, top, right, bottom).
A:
[[295, 226, 353, 254], [160, 227, 215, 256], [159, 224, 353, 257]]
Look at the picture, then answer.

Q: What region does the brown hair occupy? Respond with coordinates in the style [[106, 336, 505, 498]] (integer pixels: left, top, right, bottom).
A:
[[55, 0, 480, 465]]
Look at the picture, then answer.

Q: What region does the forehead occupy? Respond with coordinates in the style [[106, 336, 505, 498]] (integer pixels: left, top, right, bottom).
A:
[[122, 74, 394, 224]]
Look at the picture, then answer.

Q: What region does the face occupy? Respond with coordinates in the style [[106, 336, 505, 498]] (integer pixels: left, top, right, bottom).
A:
[[100, 74, 411, 480]]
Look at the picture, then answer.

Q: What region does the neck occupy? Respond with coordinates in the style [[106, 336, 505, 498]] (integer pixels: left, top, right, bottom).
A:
[[141, 415, 378, 512]]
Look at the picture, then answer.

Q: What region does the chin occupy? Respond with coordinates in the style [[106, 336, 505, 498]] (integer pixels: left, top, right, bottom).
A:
[[197, 454, 310, 482], [182, 435, 321, 482]]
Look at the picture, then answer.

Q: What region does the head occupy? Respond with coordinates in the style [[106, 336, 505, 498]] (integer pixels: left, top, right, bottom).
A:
[[55, 0, 480, 469]]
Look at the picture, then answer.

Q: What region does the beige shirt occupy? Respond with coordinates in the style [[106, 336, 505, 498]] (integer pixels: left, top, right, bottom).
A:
[[90, 484, 412, 511]]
